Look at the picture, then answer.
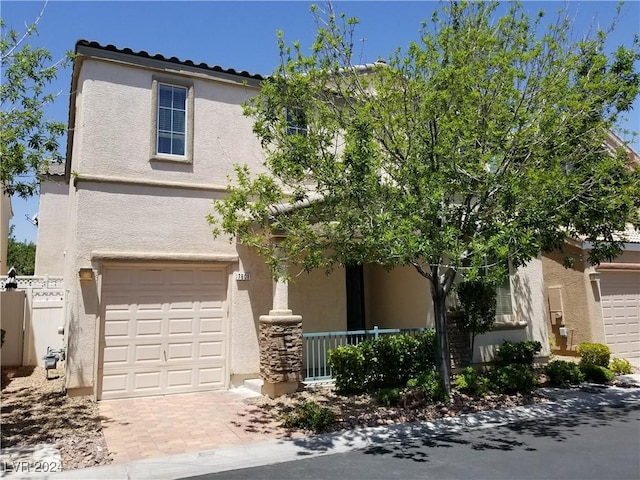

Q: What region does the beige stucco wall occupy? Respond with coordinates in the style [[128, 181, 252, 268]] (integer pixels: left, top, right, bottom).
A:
[[35, 177, 69, 276], [0, 192, 12, 274], [63, 56, 271, 394], [289, 266, 347, 333], [542, 245, 599, 355], [365, 264, 433, 329], [74, 59, 264, 185]]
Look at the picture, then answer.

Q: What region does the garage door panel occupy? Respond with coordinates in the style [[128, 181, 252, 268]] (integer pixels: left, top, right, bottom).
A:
[[200, 318, 223, 334], [168, 270, 196, 286], [137, 298, 164, 310], [135, 344, 163, 362], [199, 341, 223, 359], [104, 320, 130, 337], [200, 270, 226, 284], [169, 296, 200, 310], [199, 367, 224, 386], [103, 269, 134, 287], [103, 345, 130, 364], [102, 373, 128, 396], [101, 264, 227, 399], [167, 369, 193, 387], [137, 269, 165, 285], [600, 271, 639, 364], [168, 318, 195, 334], [136, 319, 163, 336], [167, 343, 194, 360], [134, 371, 162, 390]]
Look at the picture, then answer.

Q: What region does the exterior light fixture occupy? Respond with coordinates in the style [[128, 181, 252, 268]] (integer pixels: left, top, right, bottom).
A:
[[79, 267, 94, 281]]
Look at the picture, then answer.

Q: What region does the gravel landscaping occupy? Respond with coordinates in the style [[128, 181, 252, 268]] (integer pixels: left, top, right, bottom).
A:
[[0, 366, 112, 470], [248, 383, 550, 433]]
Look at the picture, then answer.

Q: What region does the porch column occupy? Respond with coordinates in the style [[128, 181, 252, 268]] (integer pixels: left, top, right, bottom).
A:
[[258, 245, 303, 398]]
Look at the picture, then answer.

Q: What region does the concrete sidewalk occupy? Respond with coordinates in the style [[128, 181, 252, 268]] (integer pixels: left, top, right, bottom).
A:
[[26, 378, 640, 480]]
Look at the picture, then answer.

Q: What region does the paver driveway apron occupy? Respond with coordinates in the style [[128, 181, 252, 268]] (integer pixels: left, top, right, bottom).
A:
[[98, 389, 294, 464]]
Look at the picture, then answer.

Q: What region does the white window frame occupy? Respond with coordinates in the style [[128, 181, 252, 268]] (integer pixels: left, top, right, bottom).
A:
[[285, 106, 307, 136], [150, 77, 194, 163]]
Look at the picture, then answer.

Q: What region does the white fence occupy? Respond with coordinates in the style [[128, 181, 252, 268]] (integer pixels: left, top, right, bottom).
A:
[[1, 276, 65, 367]]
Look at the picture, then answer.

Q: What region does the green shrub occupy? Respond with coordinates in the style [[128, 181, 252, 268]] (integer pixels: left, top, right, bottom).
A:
[[580, 364, 615, 384], [407, 369, 448, 402], [494, 340, 542, 367], [282, 401, 335, 433], [544, 360, 584, 386], [328, 331, 437, 393], [577, 343, 611, 367], [453, 367, 490, 396], [327, 343, 369, 394], [609, 357, 633, 375], [489, 364, 536, 394], [0, 329, 5, 348], [376, 387, 401, 407]]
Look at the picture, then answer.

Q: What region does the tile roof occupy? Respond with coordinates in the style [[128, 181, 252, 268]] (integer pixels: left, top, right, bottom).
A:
[[42, 162, 66, 176], [616, 227, 640, 244], [75, 40, 265, 81]]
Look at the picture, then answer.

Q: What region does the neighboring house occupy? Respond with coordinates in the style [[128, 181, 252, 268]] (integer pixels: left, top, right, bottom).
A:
[[543, 137, 640, 368], [36, 40, 550, 400], [35, 162, 68, 276], [0, 192, 12, 274]]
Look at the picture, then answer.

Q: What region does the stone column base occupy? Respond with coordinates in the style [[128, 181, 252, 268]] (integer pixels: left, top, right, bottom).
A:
[[259, 310, 303, 398], [262, 380, 299, 398]]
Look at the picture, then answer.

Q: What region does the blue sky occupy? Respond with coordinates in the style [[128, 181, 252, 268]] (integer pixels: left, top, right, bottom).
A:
[[2, 0, 639, 243]]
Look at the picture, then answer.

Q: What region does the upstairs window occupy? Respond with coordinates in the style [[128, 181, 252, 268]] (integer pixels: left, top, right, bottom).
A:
[[286, 107, 307, 136], [157, 84, 187, 156]]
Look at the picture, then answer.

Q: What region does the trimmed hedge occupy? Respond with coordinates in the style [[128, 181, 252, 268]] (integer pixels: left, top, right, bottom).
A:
[[489, 364, 536, 394], [544, 360, 584, 386], [328, 331, 437, 393], [494, 340, 542, 367], [609, 357, 633, 375], [577, 343, 611, 367], [580, 364, 615, 384]]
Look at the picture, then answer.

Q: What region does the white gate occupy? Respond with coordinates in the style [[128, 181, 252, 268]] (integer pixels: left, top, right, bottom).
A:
[[0, 276, 65, 367]]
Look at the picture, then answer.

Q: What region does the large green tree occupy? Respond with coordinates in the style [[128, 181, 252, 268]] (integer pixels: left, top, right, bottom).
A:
[[211, 1, 640, 391], [7, 226, 36, 276], [1, 1, 71, 198]]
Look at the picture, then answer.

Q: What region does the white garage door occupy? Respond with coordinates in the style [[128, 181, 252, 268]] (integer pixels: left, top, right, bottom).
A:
[[600, 271, 640, 365], [100, 265, 227, 399]]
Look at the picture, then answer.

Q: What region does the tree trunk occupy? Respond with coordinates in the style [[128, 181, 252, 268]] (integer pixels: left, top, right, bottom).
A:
[[431, 277, 452, 393]]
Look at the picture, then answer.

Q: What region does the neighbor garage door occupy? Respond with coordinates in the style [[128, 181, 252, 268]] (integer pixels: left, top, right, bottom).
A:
[[600, 271, 640, 365], [100, 264, 227, 399]]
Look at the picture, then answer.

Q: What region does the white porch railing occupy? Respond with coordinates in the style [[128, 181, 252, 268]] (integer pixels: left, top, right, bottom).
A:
[[303, 326, 428, 382]]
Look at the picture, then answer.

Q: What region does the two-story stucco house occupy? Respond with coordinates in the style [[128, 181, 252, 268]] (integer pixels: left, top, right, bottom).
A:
[[35, 40, 550, 400]]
